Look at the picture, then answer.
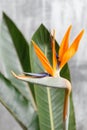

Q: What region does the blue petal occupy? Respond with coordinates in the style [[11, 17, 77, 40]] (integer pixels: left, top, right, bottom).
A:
[[23, 72, 50, 78]]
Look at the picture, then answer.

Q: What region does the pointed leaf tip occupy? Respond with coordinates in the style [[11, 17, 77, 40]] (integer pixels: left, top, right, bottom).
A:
[[3, 12, 6, 17]]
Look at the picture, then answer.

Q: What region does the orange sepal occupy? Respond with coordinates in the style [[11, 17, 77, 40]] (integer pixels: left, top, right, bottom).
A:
[[51, 30, 57, 73], [32, 40, 54, 76], [60, 30, 84, 69], [59, 25, 72, 61]]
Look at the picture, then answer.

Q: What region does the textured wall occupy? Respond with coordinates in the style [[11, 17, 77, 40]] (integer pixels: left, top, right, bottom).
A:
[[0, 0, 87, 130]]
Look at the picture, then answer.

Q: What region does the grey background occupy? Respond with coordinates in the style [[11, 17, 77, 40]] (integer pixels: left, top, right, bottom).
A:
[[0, 0, 87, 130]]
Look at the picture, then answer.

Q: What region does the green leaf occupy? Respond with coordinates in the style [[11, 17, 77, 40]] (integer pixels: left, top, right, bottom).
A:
[[29, 24, 76, 130], [0, 12, 35, 99], [0, 13, 38, 130], [0, 72, 39, 130], [3, 12, 30, 72], [12, 71, 72, 130]]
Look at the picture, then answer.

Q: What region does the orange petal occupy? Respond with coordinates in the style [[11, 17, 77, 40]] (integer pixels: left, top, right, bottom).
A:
[[51, 30, 57, 73], [32, 41, 54, 76], [59, 25, 72, 61], [60, 30, 84, 69]]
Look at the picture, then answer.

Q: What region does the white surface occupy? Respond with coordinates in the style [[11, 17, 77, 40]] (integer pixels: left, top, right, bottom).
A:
[[0, 0, 87, 130]]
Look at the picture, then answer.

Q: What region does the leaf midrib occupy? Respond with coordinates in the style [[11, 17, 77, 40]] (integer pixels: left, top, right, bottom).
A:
[[44, 44, 54, 130], [47, 87, 54, 130]]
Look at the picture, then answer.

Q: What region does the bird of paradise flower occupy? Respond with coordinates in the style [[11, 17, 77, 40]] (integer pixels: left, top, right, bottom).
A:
[[12, 25, 84, 130]]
